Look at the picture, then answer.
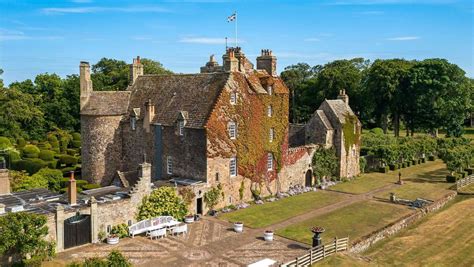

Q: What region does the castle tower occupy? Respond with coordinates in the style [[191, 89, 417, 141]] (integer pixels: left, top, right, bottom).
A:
[[256, 49, 277, 76]]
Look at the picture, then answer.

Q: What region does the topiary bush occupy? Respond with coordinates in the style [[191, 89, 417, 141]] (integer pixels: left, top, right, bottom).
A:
[[16, 138, 26, 148], [60, 137, 70, 153], [32, 168, 63, 192], [11, 159, 47, 175], [446, 174, 458, 183], [7, 150, 21, 162], [379, 166, 389, 173], [66, 149, 77, 156], [61, 166, 77, 176], [39, 150, 55, 161], [71, 133, 81, 148], [22, 144, 40, 158], [46, 160, 58, 169], [137, 186, 188, 221], [37, 141, 52, 151], [370, 127, 384, 135], [0, 136, 13, 149], [58, 154, 78, 166], [82, 184, 100, 190]]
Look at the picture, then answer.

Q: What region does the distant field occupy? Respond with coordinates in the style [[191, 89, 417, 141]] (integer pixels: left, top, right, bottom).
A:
[[276, 200, 411, 245], [218, 190, 347, 228], [330, 160, 447, 195], [316, 196, 474, 267]]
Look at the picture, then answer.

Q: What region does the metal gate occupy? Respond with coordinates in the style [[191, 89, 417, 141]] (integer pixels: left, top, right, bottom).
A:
[[64, 214, 91, 249]]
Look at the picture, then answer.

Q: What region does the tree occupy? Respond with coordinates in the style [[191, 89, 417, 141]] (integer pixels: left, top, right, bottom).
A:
[[0, 212, 55, 265], [0, 68, 4, 88], [312, 147, 339, 180], [363, 59, 413, 135], [13, 170, 48, 192], [32, 168, 63, 192], [136, 187, 188, 221], [141, 58, 173, 75]]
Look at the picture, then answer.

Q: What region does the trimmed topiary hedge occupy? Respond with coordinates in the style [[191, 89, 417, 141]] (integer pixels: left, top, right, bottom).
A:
[[22, 144, 40, 158], [39, 150, 55, 161], [7, 150, 21, 162], [66, 149, 77, 156], [37, 141, 52, 150], [82, 184, 100, 190], [16, 138, 26, 148], [466, 168, 474, 175], [446, 174, 458, 183], [58, 154, 78, 166], [46, 160, 58, 169], [11, 159, 47, 175], [0, 137, 12, 149], [389, 164, 399, 171], [61, 166, 76, 175], [428, 155, 435, 161]]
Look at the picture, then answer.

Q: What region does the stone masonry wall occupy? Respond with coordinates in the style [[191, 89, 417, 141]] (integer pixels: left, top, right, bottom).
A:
[[81, 115, 123, 185]]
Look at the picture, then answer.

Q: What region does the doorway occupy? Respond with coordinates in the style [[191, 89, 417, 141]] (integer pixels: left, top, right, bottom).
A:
[[305, 170, 313, 187], [196, 197, 203, 215]]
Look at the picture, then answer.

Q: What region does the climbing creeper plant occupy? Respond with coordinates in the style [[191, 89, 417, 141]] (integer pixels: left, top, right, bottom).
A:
[[342, 113, 361, 152]]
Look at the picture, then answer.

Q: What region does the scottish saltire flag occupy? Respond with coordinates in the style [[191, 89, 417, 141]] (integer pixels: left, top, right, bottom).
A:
[[227, 13, 236, 22]]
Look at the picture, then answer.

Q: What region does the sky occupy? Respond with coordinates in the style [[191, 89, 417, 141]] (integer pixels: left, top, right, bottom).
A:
[[0, 0, 473, 85]]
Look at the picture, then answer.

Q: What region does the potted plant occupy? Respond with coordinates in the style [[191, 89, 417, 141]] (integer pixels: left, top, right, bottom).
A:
[[264, 230, 274, 241], [184, 214, 194, 224], [234, 222, 243, 233], [106, 233, 119, 245]]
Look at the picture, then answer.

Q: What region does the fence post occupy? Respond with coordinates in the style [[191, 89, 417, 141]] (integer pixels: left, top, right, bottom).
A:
[[323, 245, 326, 258], [310, 248, 313, 264], [296, 257, 299, 267], [334, 237, 337, 252]]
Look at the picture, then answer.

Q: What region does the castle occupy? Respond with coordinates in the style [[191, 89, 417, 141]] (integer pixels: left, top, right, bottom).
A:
[[80, 47, 361, 213]]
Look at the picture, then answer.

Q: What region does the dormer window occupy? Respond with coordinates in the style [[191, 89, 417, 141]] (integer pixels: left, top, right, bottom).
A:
[[228, 121, 237, 139], [267, 85, 273, 95], [267, 105, 273, 117], [230, 91, 237, 105], [178, 120, 184, 136]]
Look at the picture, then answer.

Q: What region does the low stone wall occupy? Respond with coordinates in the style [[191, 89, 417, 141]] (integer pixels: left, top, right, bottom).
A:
[[349, 191, 457, 253]]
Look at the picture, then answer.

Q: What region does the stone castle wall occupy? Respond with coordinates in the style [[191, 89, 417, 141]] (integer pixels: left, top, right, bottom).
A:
[[81, 115, 123, 185]]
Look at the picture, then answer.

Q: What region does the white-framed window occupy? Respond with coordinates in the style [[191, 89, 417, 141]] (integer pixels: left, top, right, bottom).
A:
[[167, 156, 173, 175], [230, 92, 237, 105], [267, 105, 273, 117], [268, 85, 273, 95], [269, 128, 274, 142], [228, 121, 237, 140], [230, 157, 237, 177], [178, 120, 184, 136], [267, 153, 273, 171], [130, 117, 136, 130]]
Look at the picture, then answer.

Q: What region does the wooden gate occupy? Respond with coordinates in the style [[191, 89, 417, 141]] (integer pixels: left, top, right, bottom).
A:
[[64, 214, 91, 249]]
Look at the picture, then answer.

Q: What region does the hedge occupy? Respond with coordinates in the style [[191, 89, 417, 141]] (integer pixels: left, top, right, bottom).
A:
[[82, 184, 100, 190], [58, 154, 78, 166], [66, 149, 78, 156], [39, 150, 55, 161], [446, 175, 458, 183], [412, 159, 418, 165], [71, 140, 81, 148], [401, 162, 407, 168], [406, 161, 412, 167], [379, 166, 389, 173], [0, 137, 12, 149], [61, 167, 76, 175], [22, 145, 40, 159], [11, 159, 47, 175], [7, 150, 21, 162], [16, 138, 26, 148], [428, 155, 436, 161], [46, 160, 58, 169], [37, 141, 52, 150], [72, 132, 81, 141], [389, 164, 399, 171]]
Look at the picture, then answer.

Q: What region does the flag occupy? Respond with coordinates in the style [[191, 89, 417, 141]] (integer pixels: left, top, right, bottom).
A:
[[227, 13, 236, 22]]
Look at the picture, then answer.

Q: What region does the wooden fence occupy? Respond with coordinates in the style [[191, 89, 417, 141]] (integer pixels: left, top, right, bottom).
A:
[[280, 237, 349, 267], [456, 175, 474, 190]]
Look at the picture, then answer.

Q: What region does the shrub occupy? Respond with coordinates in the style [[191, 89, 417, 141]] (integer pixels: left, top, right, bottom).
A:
[[137, 186, 188, 221], [32, 168, 63, 192], [0, 136, 13, 149], [359, 157, 367, 173], [58, 154, 78, 166], [61, 166, 77, 175], [16, 137, 26, 148], [60, 137, 70, 153], [12, 159, 47, 175], [110, 224, 129, 238], [72, 140, 81, 148], [412, 159, 418, 165], [446, 175, 458, 183], [39, 150, 55, 161], [465, 168, 474, 175], [37, 141, 52, 150], [389, 164, 399, 171], [370, 127, 384, 135], [23, 144, 40, 158], [46, 159, 58, 169], [428, 155, 436, 161], [67, 148, 78, 156], [75, 179, 88, 187], [7, 150, 21, 162], [71, 132, 81, 141], [82, 184, 100, 190], [379, 166, 389, 173]]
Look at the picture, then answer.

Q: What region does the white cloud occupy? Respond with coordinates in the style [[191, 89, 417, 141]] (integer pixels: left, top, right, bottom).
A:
[[41, 6, 169, 15], [179, 37, 244, 45], [325, 0, 458, 5], [304, 38, 321, 42], [386, 36, 420, 41]]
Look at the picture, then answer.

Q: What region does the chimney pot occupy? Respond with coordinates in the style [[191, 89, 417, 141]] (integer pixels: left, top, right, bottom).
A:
[[68, 171, 77, 205]]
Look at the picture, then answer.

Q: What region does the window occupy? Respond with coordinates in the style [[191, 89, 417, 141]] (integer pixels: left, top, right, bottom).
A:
[[230, 157, 237, 177], [178, 120, 184, 136], [268, 85, 273, 95], [130, 117, 136, 130], [269, 128, 274, 142], [230, 92, 237, 105], [267, 105, 273, 117], [228, 121, 237, 139], [167, 156, 173, 175], [229, 196, 233, 204], [215, 173, 219, 182], [267, 153, 273, 171]]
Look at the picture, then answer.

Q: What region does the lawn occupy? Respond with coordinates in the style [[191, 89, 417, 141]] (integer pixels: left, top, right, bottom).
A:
[[276, 200, 411, 245], [218, 190, 347, 228], [329, 160, 447, 195], [316, 196, 474, 267], [458, 183, 474, 194], [375, 181, 453, 201]]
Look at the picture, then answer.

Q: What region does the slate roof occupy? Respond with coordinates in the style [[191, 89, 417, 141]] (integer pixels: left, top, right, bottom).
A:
[[81, 91, 131, 116], [128, 73, 230, 129], [316, 110, 333, 130], [323, 99, 355, 124]]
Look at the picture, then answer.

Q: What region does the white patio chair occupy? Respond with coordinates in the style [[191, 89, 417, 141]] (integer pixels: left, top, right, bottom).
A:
[[171, 223, 187, 237], [148, 228, 166, 240]]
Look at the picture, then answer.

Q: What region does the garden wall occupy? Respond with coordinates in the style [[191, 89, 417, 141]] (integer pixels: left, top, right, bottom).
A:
[[349, 191, 457, 253]]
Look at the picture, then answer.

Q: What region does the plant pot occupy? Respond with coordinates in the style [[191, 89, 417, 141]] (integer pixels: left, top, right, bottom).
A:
[[264, 231, 274, 241], [234, 222, 243, 233], [106, 236, 119, 245], [184, 215, 194, 224]]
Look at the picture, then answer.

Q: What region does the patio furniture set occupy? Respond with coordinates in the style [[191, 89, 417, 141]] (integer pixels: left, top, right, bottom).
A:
[[128, 216, 189, 240]]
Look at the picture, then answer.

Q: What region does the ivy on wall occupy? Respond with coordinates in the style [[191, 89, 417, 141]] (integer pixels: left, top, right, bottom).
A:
[[342, 113, 360, 152], [206, 74, 289, 186]]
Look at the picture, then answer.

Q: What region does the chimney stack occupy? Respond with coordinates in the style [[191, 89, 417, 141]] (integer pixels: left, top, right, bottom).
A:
[[80, 61, 93, 110], [337, 89, 349, 106], [256, 49, 277, 76], [143, 99, 155, 133], [223, 48, 239, 72], [130, 56, 144, 85], [0, 169, 10, 195], [68, 171, 77, 205]]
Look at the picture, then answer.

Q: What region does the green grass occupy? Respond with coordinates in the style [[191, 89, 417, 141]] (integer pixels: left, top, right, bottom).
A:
[[276, 200, 411, 245], [459, 183, 474, 194], [375, 181, 453, 201], [218, 190, 347, 228], [329, 160, 447, 195]]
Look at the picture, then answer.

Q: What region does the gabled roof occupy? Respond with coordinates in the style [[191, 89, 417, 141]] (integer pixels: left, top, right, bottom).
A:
[[316, 110, 333, 130], [323, 99, 355, 124], [128, 73, 230, 129], [81, 91, 131, 116]]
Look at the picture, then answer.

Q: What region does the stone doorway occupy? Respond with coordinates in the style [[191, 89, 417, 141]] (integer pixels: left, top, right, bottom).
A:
[[305, 170, 313, 187], [196, 197, 203, 215]]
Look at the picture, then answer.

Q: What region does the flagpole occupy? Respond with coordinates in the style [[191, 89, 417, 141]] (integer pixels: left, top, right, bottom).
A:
[[235, 11, 238, 47]]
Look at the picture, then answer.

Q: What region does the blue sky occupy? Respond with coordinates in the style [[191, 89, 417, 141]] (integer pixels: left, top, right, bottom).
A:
[[0, 0, 472, 85]]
